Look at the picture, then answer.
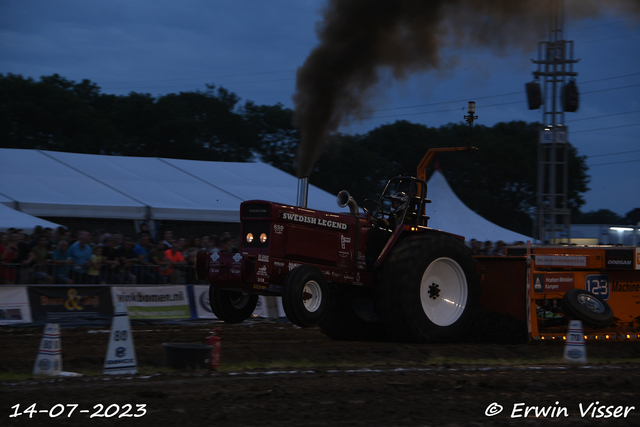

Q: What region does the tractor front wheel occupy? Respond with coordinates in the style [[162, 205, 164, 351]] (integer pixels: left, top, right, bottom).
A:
[[282, 265, 328, 327], [209, 287, 258, 323]]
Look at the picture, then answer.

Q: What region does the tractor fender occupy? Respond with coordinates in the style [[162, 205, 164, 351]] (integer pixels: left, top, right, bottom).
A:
[[373, 226, 465, 269]]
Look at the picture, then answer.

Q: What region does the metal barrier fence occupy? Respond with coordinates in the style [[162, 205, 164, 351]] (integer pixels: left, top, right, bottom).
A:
[[0, 263, 208, 286]]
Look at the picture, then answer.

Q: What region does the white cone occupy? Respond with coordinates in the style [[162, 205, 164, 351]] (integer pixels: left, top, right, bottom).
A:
[[103, 302, 137, 375], [563, 320, 587, 363], [33, 323, 62, 376]]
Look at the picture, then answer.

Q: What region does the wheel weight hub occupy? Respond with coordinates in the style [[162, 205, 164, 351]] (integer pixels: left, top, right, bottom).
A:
[[302, 290, 313, 302], [428, 282, 441, 300]]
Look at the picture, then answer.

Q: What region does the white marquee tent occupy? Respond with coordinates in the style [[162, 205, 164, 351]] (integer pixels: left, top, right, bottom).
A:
[[0, 149, 532, 243], [0, 197, 63, 233], [0, 149, 348, 224], [425, 170, 532, 244]]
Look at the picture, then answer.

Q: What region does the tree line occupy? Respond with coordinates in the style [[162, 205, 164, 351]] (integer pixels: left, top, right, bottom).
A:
[[1, 73, 637, 235]]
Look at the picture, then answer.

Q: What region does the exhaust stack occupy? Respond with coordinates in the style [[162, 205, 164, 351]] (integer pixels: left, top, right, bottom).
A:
[[297, 177, 309, 208], [337, 190, 359, 215]]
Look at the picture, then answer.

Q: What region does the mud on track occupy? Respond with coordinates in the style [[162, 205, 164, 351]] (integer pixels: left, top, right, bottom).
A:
[[2, 322, 640, 426]]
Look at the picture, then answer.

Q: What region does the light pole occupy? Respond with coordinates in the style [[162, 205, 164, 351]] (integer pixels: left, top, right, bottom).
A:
[[464, 101, 478, 149]]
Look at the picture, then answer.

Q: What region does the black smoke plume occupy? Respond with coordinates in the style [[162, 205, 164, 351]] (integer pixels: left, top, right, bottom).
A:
[[292, 0, 640, 178]]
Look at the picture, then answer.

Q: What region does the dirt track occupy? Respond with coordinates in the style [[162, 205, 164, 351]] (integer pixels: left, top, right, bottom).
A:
[[2, 321, 640, 426]]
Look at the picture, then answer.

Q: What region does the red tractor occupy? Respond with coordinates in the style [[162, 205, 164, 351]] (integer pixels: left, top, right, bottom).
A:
[[196, 149, 480, 342]]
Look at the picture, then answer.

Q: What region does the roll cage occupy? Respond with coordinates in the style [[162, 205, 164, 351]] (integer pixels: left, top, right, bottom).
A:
[[372, 176, 431, 229]]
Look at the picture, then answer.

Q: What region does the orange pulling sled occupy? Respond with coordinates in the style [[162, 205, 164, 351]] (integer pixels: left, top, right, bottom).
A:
[[476, 245, 640, 340]]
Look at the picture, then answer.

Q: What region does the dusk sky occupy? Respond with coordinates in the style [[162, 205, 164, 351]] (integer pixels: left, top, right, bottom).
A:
[[1, 0, 638, 217]]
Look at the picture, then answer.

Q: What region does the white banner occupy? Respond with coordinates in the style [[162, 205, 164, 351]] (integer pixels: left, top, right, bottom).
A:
[[0, 286, 32, 324], [110, 286, 190, 319]]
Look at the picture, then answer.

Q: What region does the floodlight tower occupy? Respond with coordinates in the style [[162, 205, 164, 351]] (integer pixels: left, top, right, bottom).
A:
[[526, 1, 579, 244]]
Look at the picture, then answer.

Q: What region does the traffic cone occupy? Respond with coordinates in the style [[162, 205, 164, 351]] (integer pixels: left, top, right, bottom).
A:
[[103, 302, 137, 375], [563, 319, 587, 363], [33, 323, 62, 376]]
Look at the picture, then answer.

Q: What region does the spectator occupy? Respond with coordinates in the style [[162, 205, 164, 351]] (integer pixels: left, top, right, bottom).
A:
[[149, 240, 169, 283], [88, 246, 106, 284], [133, 233, 157, 284], [185, 237, 200, 261], [186, 237, 201, 257], [101, 236, 123, 284], [184, 237, 201, 283], [209, 235, 220, 253], [229, 236, 239, 253], [13, 231, 31, 282], [68, 231, 93, 284], [218, 236, 234, 253], [51, 240, 73, 284], [200, 235, 210, 251], [163, 238, 186, 284], [119, 237, 138, 284], [482, 241, 494, 256], [111, 232, 124, 250], [162, 230, 174, 248], [177, 237, 188, 257], [469, 239, 482, 256], [27, 226, 43, 250], [494, 240, 507, 256], [22, 235, 53, 284], [42, 227, 53, 246], [52, 226, 66, 246], [138, 222, 150, 237], [0, 232, 17, 284], [1, 231, 25, 283]]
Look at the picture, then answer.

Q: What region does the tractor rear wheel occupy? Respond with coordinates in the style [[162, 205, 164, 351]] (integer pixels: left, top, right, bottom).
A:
[[282, 265, 328, 327], [209, 287, 258, 323], [377, 233, 480, 342]]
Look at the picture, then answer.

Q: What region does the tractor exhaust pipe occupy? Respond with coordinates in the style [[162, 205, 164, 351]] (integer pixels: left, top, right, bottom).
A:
[[297, 177, 309, 208], [337, 190, 359, 215]]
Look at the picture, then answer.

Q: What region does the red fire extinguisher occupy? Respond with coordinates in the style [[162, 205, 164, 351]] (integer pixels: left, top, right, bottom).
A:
[[205, 328, 221, 370]]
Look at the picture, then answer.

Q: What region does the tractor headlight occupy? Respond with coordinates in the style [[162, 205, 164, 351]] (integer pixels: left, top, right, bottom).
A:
[[241, 221, 270, 248]]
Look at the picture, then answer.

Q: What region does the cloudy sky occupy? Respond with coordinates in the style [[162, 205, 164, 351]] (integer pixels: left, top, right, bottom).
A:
[[1, 0, 639, 217]]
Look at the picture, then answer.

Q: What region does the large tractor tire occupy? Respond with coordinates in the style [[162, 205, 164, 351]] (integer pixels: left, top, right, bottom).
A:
[[377, 233, 480, 342], [209, 287, 258, 323], [319, 284, 385, 341], [282, 265, 328, 327], [562, 288, 614, 328]]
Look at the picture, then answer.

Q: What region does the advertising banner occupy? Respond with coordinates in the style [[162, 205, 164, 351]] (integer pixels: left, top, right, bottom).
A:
[[28, 286, 113, 322], [111, 286, 190, 319], [0, 286, 32, 324], [604, 248, 635, 270]]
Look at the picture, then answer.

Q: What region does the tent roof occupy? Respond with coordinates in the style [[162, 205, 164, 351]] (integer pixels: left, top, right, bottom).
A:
[[426, 170, 532, 244], [0, 149, 346, 222], [0, 203, 63, 233]]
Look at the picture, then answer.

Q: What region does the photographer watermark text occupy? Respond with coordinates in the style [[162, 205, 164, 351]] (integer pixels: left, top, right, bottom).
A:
[[485, 401, 635, 419]]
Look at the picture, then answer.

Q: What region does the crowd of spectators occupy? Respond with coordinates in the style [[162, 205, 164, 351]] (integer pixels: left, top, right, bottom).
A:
[[467, 239, 527, 256], [0, 225, 528, 286], [0, 225, 239, 285]]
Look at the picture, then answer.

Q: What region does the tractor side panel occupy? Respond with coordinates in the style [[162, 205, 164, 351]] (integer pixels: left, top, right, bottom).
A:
[[284, 225, 341, 266]]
